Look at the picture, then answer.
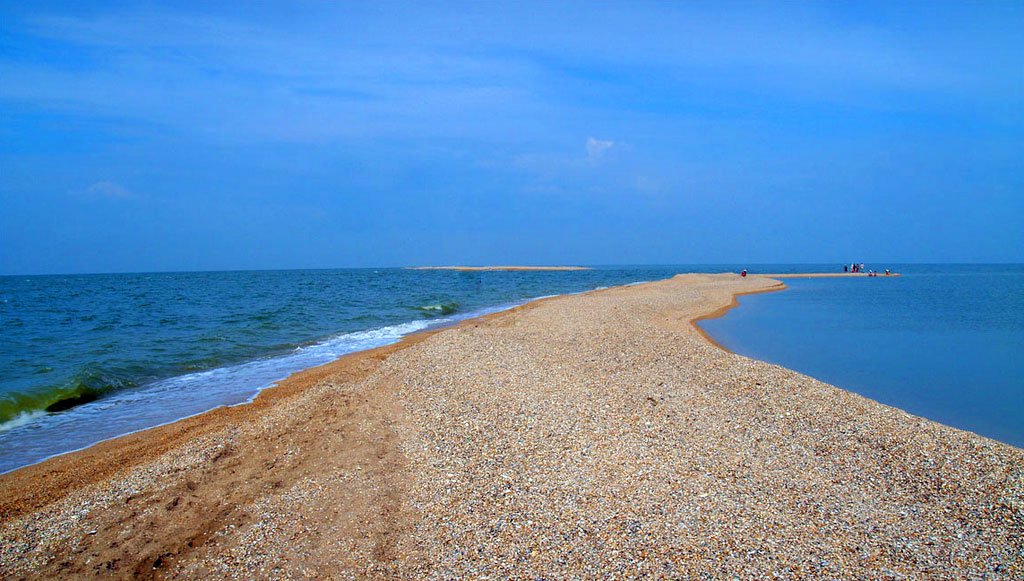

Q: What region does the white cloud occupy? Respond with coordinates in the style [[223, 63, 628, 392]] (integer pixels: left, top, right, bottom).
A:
[[85, 181, 134, 198], [586, 137, 613, 161]]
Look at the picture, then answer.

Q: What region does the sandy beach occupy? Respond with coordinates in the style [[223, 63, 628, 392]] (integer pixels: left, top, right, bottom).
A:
[[1, 273, 1021, 579]]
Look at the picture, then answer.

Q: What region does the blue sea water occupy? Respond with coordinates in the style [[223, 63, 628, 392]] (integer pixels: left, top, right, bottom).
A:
[[699, 264, 1024, 448], [1, 264, 1020, 473]]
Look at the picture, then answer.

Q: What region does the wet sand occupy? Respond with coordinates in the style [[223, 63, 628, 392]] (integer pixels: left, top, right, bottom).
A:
[[1, 273, 1020, 579]]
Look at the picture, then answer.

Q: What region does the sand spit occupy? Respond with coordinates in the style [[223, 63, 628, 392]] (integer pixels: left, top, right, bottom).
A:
[[405, 266, 591, 271], [1, 274, 1021, 579]]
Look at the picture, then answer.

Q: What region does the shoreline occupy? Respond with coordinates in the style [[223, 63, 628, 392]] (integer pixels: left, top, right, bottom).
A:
[[0, 300, 535, 478], [690, 278, 788, 352], [2, 273, 1020, 578], [0, 274, 738, 504], [0, 292, 569, 520]]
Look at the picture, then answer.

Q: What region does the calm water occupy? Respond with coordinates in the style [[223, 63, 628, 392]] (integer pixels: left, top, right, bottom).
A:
[[2, 264, 1021, 473], [699, 264, 1024, 448]]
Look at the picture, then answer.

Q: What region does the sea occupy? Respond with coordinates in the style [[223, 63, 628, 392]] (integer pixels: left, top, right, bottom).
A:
[[1, 264, 1021, 473]]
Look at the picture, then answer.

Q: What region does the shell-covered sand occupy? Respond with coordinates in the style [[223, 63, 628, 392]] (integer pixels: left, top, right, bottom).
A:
[[1, 273, 1021, 579]]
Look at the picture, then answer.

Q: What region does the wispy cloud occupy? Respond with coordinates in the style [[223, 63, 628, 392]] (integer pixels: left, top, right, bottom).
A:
[[85, 181, 134, 199], [585, 137, 613, 162]]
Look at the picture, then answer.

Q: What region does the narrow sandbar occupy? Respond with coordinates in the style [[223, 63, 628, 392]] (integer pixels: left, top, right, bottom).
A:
[[406, 265, 591, 271], [1, 273, 1019, 579]]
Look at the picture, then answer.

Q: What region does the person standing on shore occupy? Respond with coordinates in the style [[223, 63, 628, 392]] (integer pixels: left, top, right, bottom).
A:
[[844, 264, 849, 272]]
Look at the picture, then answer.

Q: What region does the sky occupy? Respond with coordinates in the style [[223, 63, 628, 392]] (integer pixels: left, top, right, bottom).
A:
[[1, 1, 1022, 274]]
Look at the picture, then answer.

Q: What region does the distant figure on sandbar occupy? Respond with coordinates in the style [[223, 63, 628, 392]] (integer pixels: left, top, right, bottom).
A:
[[844, 264, 848, 272], [740, 269, 747, 277]]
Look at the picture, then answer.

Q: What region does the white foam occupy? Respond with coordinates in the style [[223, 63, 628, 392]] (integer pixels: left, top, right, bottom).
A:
[[0, 410, 47, 433]]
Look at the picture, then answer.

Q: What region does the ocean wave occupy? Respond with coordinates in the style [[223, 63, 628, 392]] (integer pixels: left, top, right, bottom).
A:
[[0, 410, 47, 433], [412, 302, 459, 316], [0, 319, 439, 438], [0, 368, 134, 425]]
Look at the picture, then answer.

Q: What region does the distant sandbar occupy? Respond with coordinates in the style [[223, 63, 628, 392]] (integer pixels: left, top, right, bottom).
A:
[[406, 266, 591, 271]]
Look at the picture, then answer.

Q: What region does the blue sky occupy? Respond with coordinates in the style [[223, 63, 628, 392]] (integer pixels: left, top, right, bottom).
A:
[[1, 1, 1021, 274]]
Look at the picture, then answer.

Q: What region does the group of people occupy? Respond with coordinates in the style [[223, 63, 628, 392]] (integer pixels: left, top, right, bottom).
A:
[[844, 263, 891, 276]]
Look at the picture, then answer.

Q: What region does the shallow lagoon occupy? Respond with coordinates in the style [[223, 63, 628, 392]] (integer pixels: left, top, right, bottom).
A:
[[700, 264, 1024, 447]]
